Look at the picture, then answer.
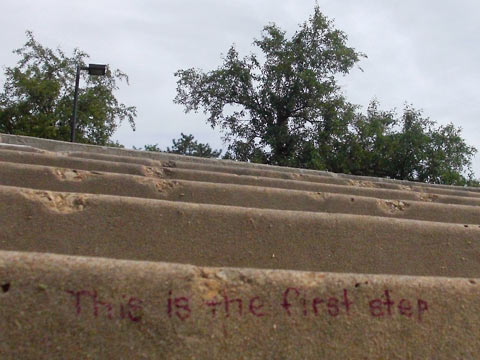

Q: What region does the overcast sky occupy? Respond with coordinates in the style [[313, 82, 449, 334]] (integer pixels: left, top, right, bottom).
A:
[[2, 0, 480, 176]]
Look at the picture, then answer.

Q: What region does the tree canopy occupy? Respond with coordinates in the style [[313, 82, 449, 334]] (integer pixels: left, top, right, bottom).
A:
[[174, 6, 477, 185], [142, 133, 221, 158], [341, 101, 477, 185], [0, 31, 136, 145], [175, 6, 364, 167]]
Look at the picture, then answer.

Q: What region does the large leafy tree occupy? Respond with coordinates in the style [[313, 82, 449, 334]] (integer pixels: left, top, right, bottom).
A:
[[174, 6, 364, 167], [0, 31, 136, 145], [174, 6, 477, 186]]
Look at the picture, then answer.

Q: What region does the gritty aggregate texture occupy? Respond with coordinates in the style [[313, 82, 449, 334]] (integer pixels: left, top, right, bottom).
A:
[[1, 134, 480, 359]]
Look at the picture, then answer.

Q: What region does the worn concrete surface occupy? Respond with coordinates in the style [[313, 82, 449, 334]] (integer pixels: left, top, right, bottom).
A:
[[1, 251, 479, 360], [2, 149, 480, 207], [3, 133, 479, 193], [1, 185, 480, 277], [2, 133, 480, 359], [64, 150, 480, 198], [1, 161, 480, 224]]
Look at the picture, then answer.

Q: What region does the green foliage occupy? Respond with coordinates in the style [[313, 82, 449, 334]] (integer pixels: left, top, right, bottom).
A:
[[345, 101, 477, 185], [140, 144, 162, 152], [0, 31, 136, 145], [174, 5, 364, 167], [174, 6, 477, 186], [105, 140, 125, 148], [142, 133, 221, 158]]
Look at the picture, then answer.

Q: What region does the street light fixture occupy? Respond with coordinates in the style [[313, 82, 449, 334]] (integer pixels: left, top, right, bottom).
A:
[[70, 63, 107, 142]]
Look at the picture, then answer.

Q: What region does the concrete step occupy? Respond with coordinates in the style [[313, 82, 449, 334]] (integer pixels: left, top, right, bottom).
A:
[[2, 134, 480, 358], [1, 149, 479, 209], [2, 161, 480, 225], [0, 142, 45, 153], [1, 185, 479, 278], [163, 167, 480, 207], [1, 250, 479, 359], [0, 149, 152, 177], [3, 133, 479, 194], [64, 150, 480, 199]]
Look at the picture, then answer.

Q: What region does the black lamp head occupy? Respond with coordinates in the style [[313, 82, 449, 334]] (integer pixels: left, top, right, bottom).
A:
[[87, 64, 107, 76]]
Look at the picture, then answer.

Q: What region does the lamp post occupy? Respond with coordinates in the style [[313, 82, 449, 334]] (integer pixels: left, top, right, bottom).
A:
[[70, 63, 107, 142]]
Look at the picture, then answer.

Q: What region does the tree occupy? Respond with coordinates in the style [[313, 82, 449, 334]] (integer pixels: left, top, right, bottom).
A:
[[142, 133, 221, 158], [345, 101, 477, 185], [174, 5, 364, 167], [174, 5, 478, 186], [0, 31, 136, 145]]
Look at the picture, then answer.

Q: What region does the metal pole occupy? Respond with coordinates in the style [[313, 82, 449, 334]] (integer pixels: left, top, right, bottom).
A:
[[70, 65, 81, 142]]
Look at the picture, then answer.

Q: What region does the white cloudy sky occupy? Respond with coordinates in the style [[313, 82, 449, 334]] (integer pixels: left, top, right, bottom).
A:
[[2, 0, 480, 176]]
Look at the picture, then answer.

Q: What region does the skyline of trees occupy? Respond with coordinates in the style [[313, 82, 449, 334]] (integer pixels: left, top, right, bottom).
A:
[[1, 15, 478, 185]]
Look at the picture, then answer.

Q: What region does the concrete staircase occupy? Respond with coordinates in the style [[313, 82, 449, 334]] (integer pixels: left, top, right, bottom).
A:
[[1, 133, 479, 359]]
